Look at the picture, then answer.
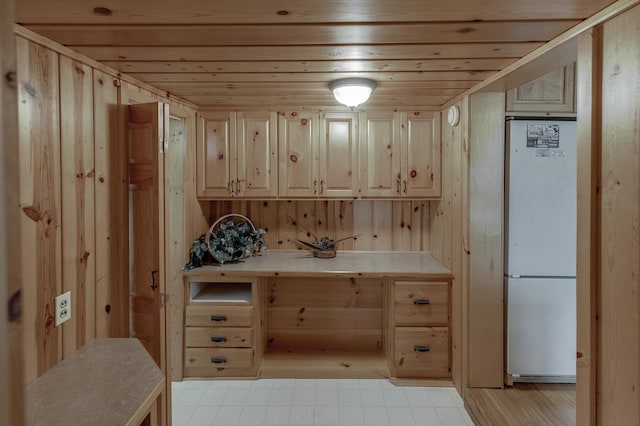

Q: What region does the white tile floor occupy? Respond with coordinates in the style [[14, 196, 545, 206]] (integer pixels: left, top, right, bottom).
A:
[[172, 379, 474, 426]]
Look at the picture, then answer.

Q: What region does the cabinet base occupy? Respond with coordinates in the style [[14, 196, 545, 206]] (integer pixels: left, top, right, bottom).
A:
[[260, 350, 388, 379]]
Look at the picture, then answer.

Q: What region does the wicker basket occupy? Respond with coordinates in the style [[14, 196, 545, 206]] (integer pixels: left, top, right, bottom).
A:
[[206, 213, 259, 263], [313, 249, 336, 259]]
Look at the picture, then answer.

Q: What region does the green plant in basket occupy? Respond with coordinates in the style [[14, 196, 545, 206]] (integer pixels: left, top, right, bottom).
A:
[[208, 220, 266, 264], [182, 214, 267, 271]]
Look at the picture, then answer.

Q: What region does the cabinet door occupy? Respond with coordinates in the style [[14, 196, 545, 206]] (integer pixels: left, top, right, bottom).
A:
[[236, 111, 277, 198], [401, 111, 441, 198], [318, 112, 358, 198], [506, 62, 575, 113], [196, 111, 235, 198], [360, 111, 401, 197], [278, 111, 319, 197]]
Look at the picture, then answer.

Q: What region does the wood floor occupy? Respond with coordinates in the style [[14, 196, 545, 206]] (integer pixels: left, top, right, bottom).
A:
[[465, 383, 575, 426]]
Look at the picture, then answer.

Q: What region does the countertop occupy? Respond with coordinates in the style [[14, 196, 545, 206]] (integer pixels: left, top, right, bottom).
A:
[[183, 250, 451, 279], [26, 338, 164, 426]]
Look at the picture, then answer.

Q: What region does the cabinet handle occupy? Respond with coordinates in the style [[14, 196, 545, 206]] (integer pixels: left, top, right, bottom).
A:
[[414, 345, 431, 353], [210, 336, 227, 343], [320, 180, 324, 194], [403, 180, 407, 194], [396, 180, 401, 193], [314, 180, 317, 194], [210, 357, 227, 364], [210, 315, 227, 322], [413, 299, 431, 305], [229, 181, 235, 194], [236, 179, 241, 195]]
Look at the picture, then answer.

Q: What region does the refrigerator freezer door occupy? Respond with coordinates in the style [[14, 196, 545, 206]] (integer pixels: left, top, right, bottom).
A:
[[506, 277, 576, 377], [505, 119, 577, 277]]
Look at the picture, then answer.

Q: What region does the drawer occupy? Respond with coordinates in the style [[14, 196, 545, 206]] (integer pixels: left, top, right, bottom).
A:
[[185, 327, 254, 348], [186, 305, 254, 327], [185, 347, 254, 369], [394, 327, 450, 378], [394, 281, 449, 326]]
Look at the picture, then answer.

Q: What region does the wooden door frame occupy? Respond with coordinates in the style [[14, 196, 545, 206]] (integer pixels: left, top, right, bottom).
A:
[[126, 100, 171, 426], [575, 27, 601, 426]]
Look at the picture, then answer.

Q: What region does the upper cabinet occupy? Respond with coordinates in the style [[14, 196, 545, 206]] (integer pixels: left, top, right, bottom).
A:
[[197, 109, 441, 200], [197, 110, 277, 198], [402, 112, 441, 198], [360, 111, 441, 198], [506, 62, 576, 114], [279, 111, 358, 198]]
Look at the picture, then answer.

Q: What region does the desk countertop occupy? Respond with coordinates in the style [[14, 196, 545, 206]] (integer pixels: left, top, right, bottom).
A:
[[184, 250, 451, 279], [26, 338, 164, 426]]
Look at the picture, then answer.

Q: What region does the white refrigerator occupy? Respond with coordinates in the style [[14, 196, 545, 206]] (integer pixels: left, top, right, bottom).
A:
[[504, 117, 577, 384]]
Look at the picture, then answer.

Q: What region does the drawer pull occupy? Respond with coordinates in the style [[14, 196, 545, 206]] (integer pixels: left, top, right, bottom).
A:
[[210, 315, 227, 322], [211, 336, 227, 343], [414, 345, 431, 353], [211, 357, 227, 364], [413, 299, 431, 305]]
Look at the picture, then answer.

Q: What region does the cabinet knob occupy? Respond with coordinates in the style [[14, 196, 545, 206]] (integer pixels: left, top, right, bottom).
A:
[[211, 336, 227, 343], [210, 357, 227, 364], [210, 315, 227, 322], [414, 345, 431, 353], [413, 299, 430, 305]]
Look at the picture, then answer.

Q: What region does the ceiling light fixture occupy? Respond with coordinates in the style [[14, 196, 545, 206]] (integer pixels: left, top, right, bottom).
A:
[[329, 78, 377, 108]]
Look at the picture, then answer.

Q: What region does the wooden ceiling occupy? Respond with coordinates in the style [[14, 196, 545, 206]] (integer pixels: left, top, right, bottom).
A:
[[15, 0, 616, 109]]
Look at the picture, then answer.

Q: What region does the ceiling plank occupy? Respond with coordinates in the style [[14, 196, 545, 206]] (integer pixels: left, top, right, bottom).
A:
[[26, 21, 580, 46], [15, 0, 614, 24], [70, 43, 543, 61], [127, 72, 489, 83], [185, 95, 454, 107], [106, 59, 513, 73]]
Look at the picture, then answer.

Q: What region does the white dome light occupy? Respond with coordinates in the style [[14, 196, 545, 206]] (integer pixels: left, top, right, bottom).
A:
[[329, 78, 377, 108]]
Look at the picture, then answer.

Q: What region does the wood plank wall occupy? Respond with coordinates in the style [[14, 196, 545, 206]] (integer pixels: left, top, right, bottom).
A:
[[17, 36, 62, 383], [598, 5, 640, 424], [428, 103, 468, 394], [16, 31, 199, 384], [467, 92, 504, 388], [206, 200, 430, 252], [1, 0, 24, 423]]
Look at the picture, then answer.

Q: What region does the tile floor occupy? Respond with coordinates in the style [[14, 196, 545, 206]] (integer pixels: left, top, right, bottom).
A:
[[172, 379, 474, 426]]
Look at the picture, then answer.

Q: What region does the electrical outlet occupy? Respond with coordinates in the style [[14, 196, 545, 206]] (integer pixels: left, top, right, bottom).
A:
[[55, 291, 71, 326]]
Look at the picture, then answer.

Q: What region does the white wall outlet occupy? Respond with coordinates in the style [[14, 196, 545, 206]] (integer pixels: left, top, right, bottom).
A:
[[55, 291, 72, 327]]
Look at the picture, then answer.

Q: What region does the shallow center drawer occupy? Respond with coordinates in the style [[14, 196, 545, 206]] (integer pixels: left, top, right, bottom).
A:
[[186, 305, 254, 327], [186, 327, 253, 348], [394, 281, 449, 326]]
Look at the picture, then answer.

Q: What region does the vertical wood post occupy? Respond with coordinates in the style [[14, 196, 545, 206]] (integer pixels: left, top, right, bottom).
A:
[[576, 26, 602, 426], [0, 0, 24, 423]]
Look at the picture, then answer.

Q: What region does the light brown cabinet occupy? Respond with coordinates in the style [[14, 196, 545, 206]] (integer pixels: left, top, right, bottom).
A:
[[182, 252, 452, 380], [196, 111, 277, 198], [506, 62, 576, 114], [278, 111, 358, 198], [183, 278, 262, 378], [196, 109, 441, 200], [387, 279, 451, 379], [360, 111, 441, 198]]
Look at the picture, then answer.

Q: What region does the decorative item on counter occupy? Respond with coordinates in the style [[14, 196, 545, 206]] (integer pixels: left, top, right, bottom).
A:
[[296, 235, 358, 258], [183, 214, 266, 271]]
